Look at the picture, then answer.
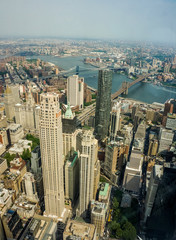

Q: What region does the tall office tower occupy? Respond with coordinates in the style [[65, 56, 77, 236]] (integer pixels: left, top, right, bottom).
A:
[[22, 172, 39, 203], [4, 85, 15, 120], [30, 146, 44, 205], [162, 99, 176, 126], [67, 75, 84, 110], [31, 146, 42, 175], [104, 141, 128, 184], [79, 130, 98, 217], [158, 128, 174, 153], [93, 159, 100, 200], [109, 101, 121, 140], [123, 147, 143, 195], [11, 85, 20, 104], [144, 165, 163, 222], [65, 151, 79, 205], [95, 70, 112, 140], [62, 103, 81, 157], [39, 93, 65, 219]]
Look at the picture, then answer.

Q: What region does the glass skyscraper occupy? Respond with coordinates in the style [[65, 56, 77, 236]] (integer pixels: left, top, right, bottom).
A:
[[95, 69, 113, 140]]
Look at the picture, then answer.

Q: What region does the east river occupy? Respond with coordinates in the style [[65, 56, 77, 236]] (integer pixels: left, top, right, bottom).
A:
[[30, 55, 176, 104]]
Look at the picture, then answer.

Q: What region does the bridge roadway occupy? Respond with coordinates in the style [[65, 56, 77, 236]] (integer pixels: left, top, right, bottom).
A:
[[111, 73, 153, 100], [77, 72, 155, 125]]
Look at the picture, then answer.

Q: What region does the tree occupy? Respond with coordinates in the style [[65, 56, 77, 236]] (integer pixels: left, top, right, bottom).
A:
[[4, 152, 16, 166], [121, 221, 136, 240], [112, 198, 121, 221], [26, 134, 40, 151], [21, 149, 31, 161], [116, 225, 123, 239], [109, 221, 120, 237]]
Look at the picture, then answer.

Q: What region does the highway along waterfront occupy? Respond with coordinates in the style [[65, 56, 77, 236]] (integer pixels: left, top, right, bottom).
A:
[[30, 55, 176, 104]]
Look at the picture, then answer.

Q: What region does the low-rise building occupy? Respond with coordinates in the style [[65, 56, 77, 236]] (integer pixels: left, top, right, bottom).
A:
[[10, 157, 27, 177], [98, 182, 111, 205], [0, 158, 8, 176], [12, 195, 39, 220], [91, 200, 107, 237], [18, 214, 58, 240], [2, 209, 23, 239], [22, 172, 39, 203], [63, 220, 97, 240], [9, 139, 32, 155], [8, 124, 24, 144]]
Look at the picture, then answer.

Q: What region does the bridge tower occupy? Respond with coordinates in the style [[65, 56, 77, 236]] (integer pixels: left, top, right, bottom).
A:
[[76, 66, 79, 75], [122, 81, 129, 95]]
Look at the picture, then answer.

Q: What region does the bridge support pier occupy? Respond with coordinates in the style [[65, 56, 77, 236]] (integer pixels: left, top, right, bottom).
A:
[[122, 81, 129, 95]]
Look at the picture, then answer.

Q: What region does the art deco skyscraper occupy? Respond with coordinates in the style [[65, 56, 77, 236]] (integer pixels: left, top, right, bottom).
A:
[[95, 69, 112, 139], [39, 93, 64, 218]]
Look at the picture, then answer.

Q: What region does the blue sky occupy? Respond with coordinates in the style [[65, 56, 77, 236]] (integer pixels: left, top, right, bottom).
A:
[[0, 0, 176, 43]]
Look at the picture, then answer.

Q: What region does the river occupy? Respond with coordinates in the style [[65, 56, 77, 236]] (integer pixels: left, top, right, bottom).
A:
[[29, 55, 176, 104]]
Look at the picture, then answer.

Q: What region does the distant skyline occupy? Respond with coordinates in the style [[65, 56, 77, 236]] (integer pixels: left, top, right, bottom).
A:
[[1, 0, 176, 44]]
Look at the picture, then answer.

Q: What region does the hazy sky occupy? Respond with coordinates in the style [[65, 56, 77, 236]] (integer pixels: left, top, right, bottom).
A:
[[0, 0, 176, 43]]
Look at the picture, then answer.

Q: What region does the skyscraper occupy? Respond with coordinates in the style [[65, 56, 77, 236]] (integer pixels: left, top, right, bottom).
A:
[[79, 130, 98, 217], [67, 75, 84, 110], [39, 93, 65, 219], [95, 69, 112, 139], [109, 101, 121, 140], [4, 86, 15, 120], [62, 103, 81, 157]]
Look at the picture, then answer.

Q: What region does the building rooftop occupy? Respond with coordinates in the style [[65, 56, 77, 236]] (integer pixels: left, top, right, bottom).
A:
[[91, 200, 107, 215], [64, 102, 74, 119], [67, 152, 78, 167], [64, 220, 96, 240], [99, 183, 109, 197]]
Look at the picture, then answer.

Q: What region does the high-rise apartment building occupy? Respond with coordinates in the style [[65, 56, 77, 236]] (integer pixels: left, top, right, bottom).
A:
[[79, 130, 98, 217], [109, 101, 121, 140], [39, 93, 65, 219], [95, 69, 112, 139], [67, 75, 84, 110]]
